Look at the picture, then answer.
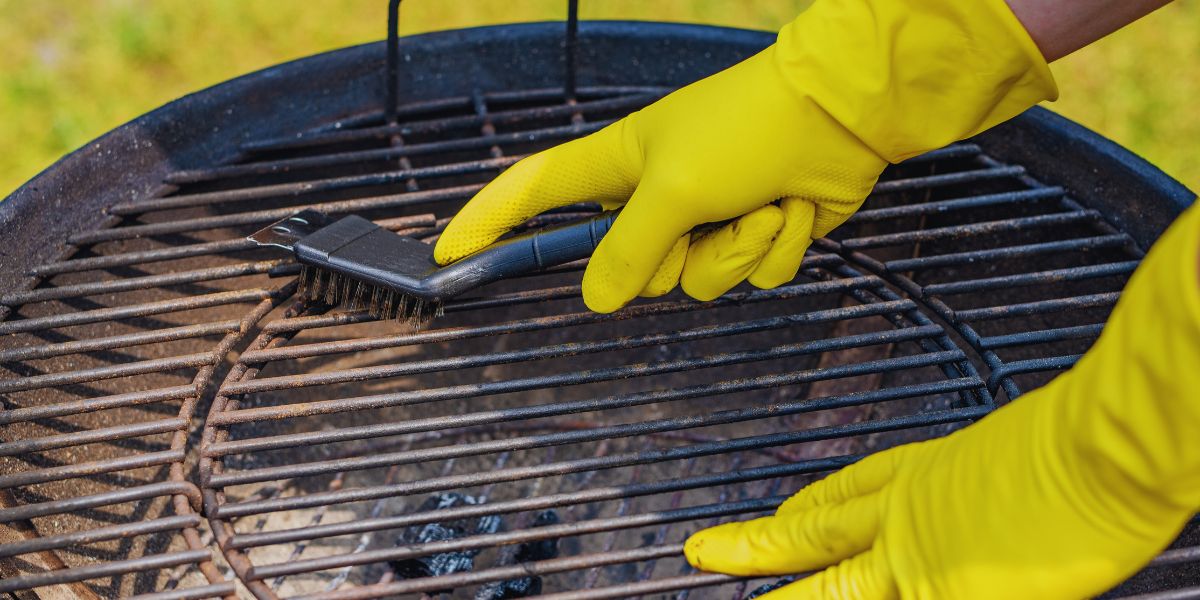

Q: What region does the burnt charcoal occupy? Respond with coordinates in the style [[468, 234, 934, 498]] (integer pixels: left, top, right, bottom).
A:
[[744, 576, 798, 599], [475, 577, 542, 599], [513, 510, 561, 562], [475, 510, 561, 599], [390, 493, 503, 584]]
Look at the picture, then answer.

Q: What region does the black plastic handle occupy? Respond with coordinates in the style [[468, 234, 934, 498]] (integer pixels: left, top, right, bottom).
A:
[[427, 210, 618, 297]]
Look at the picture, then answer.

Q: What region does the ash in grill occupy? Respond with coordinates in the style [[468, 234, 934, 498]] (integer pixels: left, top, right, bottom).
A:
[[2, 5, 1198, 600]]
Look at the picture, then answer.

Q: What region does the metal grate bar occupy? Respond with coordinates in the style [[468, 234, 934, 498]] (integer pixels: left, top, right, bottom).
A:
[[0, 351, 215, 394], [293, 544, 689, 600], [209, 356, 966, 488], [214, 406, 986, 519], [238, 85, 663, 154], [922, 261, 1139, 296], [885, 234, 1131, 272], [0, 288, 270, 335], [128, 582, 239, 600], [113, 156, 521, 215], [30, 237, 258, 276], [0, 515, 200, 559], [0, 320, 239, 362], [986, 355, 1082, 392], [871, 165, 1025, 194], [0, 385, 197, 425], [954, 291, 1120, 322], [248, 497, 784, 580], [0, 417, 187, 457], [226, 454, 866, 551], [0, 482, 201, 523], [850, 187, 1063, 222], [238, 273, 859, 362], [537, 574, 744, 600], [842, 210, 1104, 249], [211, 320, 941, 425], [222, 298, 920, 396], [0, 549, 214, 594], [0, 260, 285, 306], [68, 199, 440, 245], [0, 449, 185, 488], [241, 91, 662, 154], [164, 120, 612, 185], [979, 323, 1106, 350]]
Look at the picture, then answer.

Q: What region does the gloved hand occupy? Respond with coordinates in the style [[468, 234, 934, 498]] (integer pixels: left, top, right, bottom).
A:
[[683, 202, 1200, 599], [434, 0, 1056, 313]]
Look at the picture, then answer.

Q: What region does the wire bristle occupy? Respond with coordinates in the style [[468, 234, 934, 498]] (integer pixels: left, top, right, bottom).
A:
[[295, 267, 442, 329], [295, 266, 309, 298]]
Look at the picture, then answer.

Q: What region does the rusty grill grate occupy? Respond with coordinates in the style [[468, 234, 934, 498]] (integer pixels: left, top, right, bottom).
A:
[[2, 10, 1198, 600]]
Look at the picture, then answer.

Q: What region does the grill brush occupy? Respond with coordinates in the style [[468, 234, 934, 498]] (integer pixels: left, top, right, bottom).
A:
[[249, 208, 617, 324]]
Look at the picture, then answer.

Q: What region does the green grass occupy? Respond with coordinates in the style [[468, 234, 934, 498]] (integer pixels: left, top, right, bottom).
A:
[[2, 0, 1196, 198]]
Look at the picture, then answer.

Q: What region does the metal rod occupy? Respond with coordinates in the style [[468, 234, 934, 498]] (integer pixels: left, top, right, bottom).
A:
[[565, 0, 580, 101], [69, 199, 438, 245], [0, 320, 238, 362], [127, 583, 240, 600], [0, 289, 269, 335], [210, 323, 944, 426], [849, 187, 1063, 223], [870, 165, 1024, 195], [0, 351, 215, 394], [0, 385, 196, 425], [385, 0, 401, 124], [213, 406, 985, 518], [0, 515, 199, 559], [884, 234, 1130, 272], [0, 261, 284, 306], [243, 274, 875, 362], [0, 549, 213, 594], [209, 336, 969, 461], [159, 119, 609, 186], [842, 210, 1104, 249], [954, 291, 1119, 322], [979, 323, 1106, 349], [30, 238, 259, 276], [209, 362, 967, 487], [0, 449, 184, 489], [231, 92, 657, 156], [228, 454, 862, 550], [236, 85, 659, 154], [114, 156, 521, 215], [248, 497, 782, 579], [922, 261, 1138, 296], [0, 482, 201, 524], [537, 574, 744, 600], [897, 143, 981, 164], [0, 417, 187, 457], [293, 544, 688, 600], [222, 298, 919, 396]]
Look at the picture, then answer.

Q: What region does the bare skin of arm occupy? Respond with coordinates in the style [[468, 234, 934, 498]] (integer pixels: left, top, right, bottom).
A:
[[1005, 0, 1199, 294], [1005, 0, 1174, 61]]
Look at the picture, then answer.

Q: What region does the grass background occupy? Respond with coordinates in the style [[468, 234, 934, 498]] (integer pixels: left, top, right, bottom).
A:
[[2, 0, 1196, 198]]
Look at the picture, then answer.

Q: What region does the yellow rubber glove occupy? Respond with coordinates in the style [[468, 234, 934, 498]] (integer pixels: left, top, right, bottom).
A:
[[683, 202, 1200, 599], [434, 0, 1057, 313]]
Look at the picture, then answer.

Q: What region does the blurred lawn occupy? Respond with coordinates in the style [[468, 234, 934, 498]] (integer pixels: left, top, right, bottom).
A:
[[1, 0, 1196, 198]]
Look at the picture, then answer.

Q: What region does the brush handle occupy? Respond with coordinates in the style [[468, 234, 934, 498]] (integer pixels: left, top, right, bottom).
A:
[[430, 210, 619, 296]]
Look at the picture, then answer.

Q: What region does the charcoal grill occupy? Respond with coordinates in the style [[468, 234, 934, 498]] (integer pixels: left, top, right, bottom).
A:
[[2, 3, 1198, 598]]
